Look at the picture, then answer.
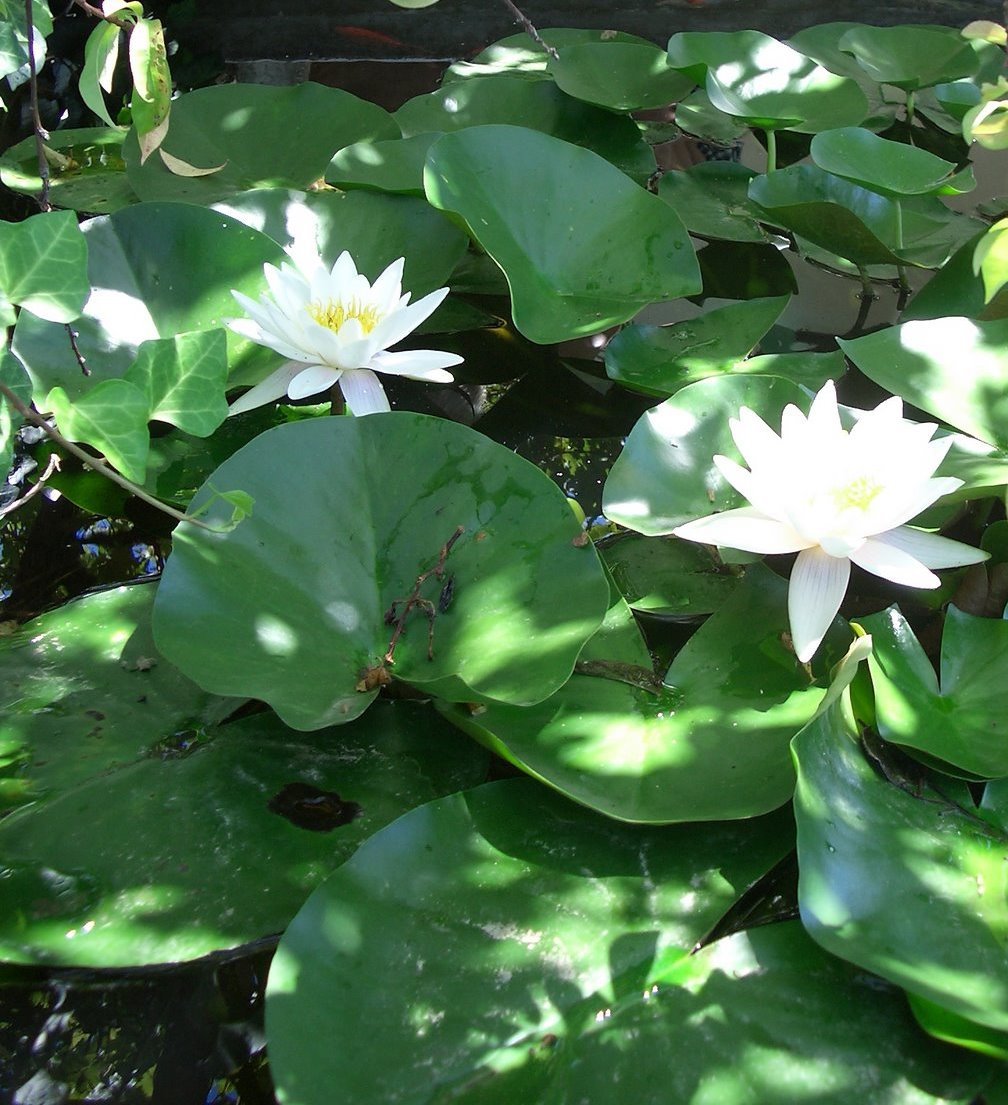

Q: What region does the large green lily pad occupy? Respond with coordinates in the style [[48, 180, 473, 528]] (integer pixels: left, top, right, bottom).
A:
[[266, 777, 987, 1105], [860, 605, 1008, 779], [153, 413, 610, 729], [124, 82, 398, 205], [441, 566, 830, 823], [0, 703, 489, 967], [0, 583, 233, 814], [547, 41, 695, 111], [793, 695, 1008, 1033], [840, 316, 1008, 449], [396, 73, 655, 183], [11, 201, 286, 403], [602, 374, 808, 535], [424, 125, 699, 344], [838, 25, 980, 92]]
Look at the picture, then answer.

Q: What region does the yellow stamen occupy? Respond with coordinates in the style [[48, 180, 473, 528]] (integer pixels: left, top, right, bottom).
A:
[[833, 475, 883, 513], [308, 298, 381, 334]]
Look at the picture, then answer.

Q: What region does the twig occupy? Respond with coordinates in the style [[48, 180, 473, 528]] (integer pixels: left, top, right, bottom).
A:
[[70, 0, 131, 28], [383, 525, 464, 664], [65, 325, 91, 377], [23, 0, 50, 212], [0, 451, 58, 519], [0, 381, 218, 530], [499, 0, 558, 59]]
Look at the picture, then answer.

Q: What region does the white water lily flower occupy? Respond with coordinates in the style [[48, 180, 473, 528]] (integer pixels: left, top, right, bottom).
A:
[[672, 380, 988, 664], [226, 250, 463, 416]]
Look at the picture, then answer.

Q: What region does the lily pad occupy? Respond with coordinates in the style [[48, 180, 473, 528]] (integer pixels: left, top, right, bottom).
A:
[[602, 374, 808, 535], [0, 703, 489, 967], [124, 82, 398, 205], [11, 201, 286, 403], [396, 74, 655, 183], [838, 25, 980, 92], [599, 531, 740, 617], [266, 777, 986, 1105], [441, 566, 828, 824], [153, 413, 610, 729], [839, 316, 1008, 448], [325, 134, 437, 194], [425, 125, 699, 345], [604, 296, 790, 395], [547, 41, 694, 112], [658, 161, 771, 243], [793, 694, 1008, 1033], [860, 605, 1008, 779], [0, 584, 234, 814]]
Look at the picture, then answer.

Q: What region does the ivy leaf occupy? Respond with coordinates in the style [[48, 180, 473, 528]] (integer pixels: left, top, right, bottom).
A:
[[124, 329, 229, 436], [46, 378, 150, 482], [0, 211, 89, 323]]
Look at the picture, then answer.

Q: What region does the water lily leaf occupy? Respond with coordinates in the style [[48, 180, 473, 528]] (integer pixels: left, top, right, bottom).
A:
[[604, 296, 789, 395], [46, 378, 150, 482], [325, 134, 437, 194], [266, 777, 795, 1105], [810, 127, 970, 196], [602, 374, 808, 535], [839, 316, 1008, 448], [425, 125, 699, 345], [123, 329, 228, 436], [859, 605, 1008, 778], [705, 42, 868, 134], [0, 128, 136, 214], [658, 161, 771, 243], [838, 25, 980, 92], [441, 565, 825, 823], [397, 73, 655, 183], [153, 414, 610, 729], [0, 210, 89, 324], [667, 29, 784, 84], [694, 237, 798, 300], [599, 531, 740, 617], [0, 702, 489, 967], [266, 778, 985, 1105], [901, 231, 1008, 323], [0, 585, 234, 814], [124, 82, 398, 205], [909, 992, 1008, 1060], [793, 694, 1008, 1033], [212, 188, 468, 307], [11, 202, 286, 403], [547, 41, 694, 111], [446, 28, 655, 82]]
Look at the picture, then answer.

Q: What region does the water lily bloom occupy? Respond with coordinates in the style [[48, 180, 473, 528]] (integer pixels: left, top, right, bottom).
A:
[[672, 381, 988, 663], [226, 250, 463, 416]]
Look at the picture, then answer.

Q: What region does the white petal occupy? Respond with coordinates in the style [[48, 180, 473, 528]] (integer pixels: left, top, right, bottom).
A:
[[287, 364, 342, 400], [870, 526, 990, 570], [339, 369, 391, 415], [673, 506, 812, 554], [849, 536, 940, 589], [712, 454, 790, 520], [789, 547, 850, 664], [805, 379, 843, 437], [369, 257, 406, 311], [369, 287, 450, 350], [369, 348, 462, 381], [329, 251, 358, 288], [729, 407, 783, 470], [228, 361, 304, 416], [225, 315, 317, 364]]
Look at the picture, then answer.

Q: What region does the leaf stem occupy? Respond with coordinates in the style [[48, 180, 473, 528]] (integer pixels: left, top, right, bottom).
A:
[[764, 128, 777, 173], [0, 381, 217, 531]]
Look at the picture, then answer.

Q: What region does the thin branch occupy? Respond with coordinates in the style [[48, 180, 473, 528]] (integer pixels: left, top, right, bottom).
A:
[[0, 381, 218, 530], [499, 0, 558, 59], [70, 0, 131, 28], [65, 324, 91, 376], [23, 0, 50, 212], [0, 451, 58, 519]]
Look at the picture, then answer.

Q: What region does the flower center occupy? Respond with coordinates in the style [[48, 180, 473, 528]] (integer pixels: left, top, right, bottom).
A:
[[308, 298, 382, 335], [831, 475, 883, 514]]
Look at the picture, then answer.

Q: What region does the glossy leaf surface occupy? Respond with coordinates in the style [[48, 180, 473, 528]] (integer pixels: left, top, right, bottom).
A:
[[658, 162, 770, 243], [0, 349, 30, 478], [548, 41, 694, 111], [839, 316, 1008, 448], [0, 703, 489, 967], [793, 696, 1008, 1033], [124, 82, 398, 204], [442, 566, 826, 823], [0, 210, 89, 323], [266, 777, 796, 1105], [860, 605, 1008, 778], [838, 25, 980, 91], [425, 126, 699, 344], [153, 414, 610, 729], [811, 127, 970, 196], [267, 779, 985, 1105]]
